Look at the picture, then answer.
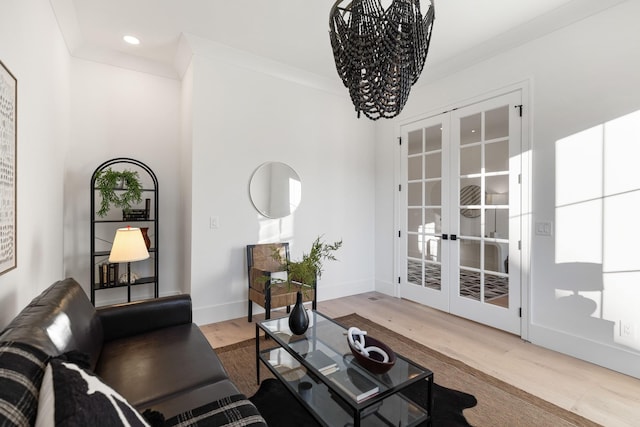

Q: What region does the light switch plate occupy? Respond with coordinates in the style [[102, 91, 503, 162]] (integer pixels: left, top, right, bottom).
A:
[[535, 221, 552, 236]]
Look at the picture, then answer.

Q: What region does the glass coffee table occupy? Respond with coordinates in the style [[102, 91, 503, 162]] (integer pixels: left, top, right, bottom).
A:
[[256, 311, 433, 426]]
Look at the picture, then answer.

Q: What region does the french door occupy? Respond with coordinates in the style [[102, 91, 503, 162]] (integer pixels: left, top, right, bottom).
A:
[[398, 91, 522, 335]]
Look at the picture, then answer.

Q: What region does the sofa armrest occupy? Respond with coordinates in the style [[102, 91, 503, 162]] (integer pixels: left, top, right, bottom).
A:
[[98, 295, 192, 342]]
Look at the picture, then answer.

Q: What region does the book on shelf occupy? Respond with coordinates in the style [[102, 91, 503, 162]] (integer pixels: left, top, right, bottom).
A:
[[122, 210, 149, 221], [331, 392, 382, 418], [98, 263, 107, 287], [329, 368, 379, 402], [304, 350, 339, 375], [106, 263, 119, 287], [97, 262, 119, 288], [318, 365, 339, 375]]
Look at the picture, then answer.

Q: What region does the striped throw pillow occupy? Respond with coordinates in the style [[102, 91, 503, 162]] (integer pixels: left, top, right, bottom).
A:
[[0, 341, 49, 427]]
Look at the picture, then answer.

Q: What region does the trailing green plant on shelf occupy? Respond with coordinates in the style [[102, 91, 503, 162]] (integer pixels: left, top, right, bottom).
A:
[[95, 168, 143, 217], [271, 236, 343, 292]]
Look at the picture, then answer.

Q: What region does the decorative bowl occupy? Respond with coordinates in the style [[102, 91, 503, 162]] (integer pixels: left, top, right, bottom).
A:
[[348, 335, 396, 374]]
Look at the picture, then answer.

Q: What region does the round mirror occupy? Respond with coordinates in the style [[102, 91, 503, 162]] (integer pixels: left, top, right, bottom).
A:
[[249, 162, 302, 218], [460, 185, 481, 218]]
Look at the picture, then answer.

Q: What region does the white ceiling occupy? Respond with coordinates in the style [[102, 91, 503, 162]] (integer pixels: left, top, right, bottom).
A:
[[50, 0, 627, 82]]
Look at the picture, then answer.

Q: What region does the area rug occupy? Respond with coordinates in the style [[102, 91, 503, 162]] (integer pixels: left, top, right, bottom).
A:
[[249, 377, 476, 426], [215, 314, 600, 427]]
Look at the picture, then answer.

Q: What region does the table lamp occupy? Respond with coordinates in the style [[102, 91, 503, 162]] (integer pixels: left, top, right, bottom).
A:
[[109, 226, 150, 299]]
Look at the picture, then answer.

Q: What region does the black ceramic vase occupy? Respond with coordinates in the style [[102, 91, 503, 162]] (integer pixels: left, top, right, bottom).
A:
[[289, 291, 309, 335]]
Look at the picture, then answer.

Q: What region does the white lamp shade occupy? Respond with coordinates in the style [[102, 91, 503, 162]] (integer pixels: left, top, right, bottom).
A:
[[109, 227, 150, 263]]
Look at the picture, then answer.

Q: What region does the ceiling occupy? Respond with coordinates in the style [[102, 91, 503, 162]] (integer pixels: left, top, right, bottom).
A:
[[50, 0, 626, 83]]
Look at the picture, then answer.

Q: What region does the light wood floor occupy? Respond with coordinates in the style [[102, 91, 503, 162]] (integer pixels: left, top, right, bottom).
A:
[[200, 292, 640, 427]]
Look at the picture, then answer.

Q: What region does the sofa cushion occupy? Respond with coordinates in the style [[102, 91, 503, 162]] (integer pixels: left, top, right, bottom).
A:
[[35, 358, 149, 427], [0, 341, 49, 427], [143, 379, 241, 420], [95, 324, 229, 409], [98, 295, 192, 342], [0, 278, 103, 369]]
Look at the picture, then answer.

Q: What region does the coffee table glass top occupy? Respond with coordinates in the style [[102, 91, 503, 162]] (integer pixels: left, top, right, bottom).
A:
[[257, 311, 433, 426]]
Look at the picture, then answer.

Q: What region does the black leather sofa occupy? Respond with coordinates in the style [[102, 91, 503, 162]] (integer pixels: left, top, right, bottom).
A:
[[0, 278, 260, 422]]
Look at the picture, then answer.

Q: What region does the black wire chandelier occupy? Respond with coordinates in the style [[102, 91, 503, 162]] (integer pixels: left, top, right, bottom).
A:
[[329, 0, 435, 120]]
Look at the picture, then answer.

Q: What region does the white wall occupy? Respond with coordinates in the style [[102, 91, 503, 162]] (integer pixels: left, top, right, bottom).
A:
[[183, 37, 376, 325], [375, 1, 640, 377], [179, 61, 194, 297], [0, 0, 70, 328], [64, 59, 183, 305]]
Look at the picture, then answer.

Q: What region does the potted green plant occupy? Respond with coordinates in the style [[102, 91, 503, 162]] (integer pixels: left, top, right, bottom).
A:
[[95, 168, 143, 217], [265, 236, 343, 290], [271, 236, 342, 334], [283, 236, 342, 290]]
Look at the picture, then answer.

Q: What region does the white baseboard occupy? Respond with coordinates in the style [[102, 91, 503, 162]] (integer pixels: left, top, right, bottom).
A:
[[528, 323, 640, 379], [193, 300, 249, 326], [375, 279, 397, 297], [320, 278, 374, 301]]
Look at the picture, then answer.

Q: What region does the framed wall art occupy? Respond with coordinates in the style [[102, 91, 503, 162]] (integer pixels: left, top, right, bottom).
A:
[[0, 60, 17, 275]]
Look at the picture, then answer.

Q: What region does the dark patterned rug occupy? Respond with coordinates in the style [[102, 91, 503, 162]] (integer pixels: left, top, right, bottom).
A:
[[250, 377, 477, 426]]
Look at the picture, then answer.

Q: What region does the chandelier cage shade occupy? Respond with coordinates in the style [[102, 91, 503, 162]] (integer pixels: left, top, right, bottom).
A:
[[109, 227, 150, 263], [329, 0, 435, 120]]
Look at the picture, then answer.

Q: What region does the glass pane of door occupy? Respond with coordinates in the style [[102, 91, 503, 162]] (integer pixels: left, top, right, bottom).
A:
[[406, 124, 444, 292]]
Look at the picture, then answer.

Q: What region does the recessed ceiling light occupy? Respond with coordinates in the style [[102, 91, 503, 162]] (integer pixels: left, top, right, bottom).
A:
[[123, 35, 140, 45]]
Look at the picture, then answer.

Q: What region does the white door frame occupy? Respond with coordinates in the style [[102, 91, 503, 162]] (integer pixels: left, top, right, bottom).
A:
[[393, 82, 531, 340]]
